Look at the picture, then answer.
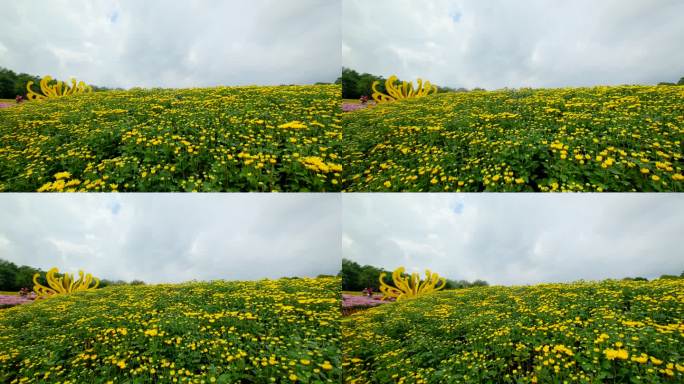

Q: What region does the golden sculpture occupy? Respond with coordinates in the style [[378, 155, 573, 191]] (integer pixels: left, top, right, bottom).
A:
[[33, 267, 100, 298], [378, 266, 446, 300], [26, 76, 93, 100], [371, 75, 437, 103]]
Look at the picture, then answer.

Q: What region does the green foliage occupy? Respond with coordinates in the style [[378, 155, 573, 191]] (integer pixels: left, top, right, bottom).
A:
[[444, 279, 489, 289], [0, 259, 45, 291], [338, 68, 382, 99], [678, 77, 684, 86], [344, 279, 684, 383], [339, 259, 387, 291], [658, 274, 681, 280], [623, 276, 649, 282]]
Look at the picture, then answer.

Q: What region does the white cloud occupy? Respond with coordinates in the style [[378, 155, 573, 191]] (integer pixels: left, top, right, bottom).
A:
[[0, 194, 341, 283], [343, 0, 684, 89], [342, 194, 684, 285], [0, 0, 341, 88]]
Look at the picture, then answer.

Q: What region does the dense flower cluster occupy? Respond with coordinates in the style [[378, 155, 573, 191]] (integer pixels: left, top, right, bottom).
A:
[[342, 85, 684, 192], [343, 279, 684, 383], [0, 277, 341, 383], [0, 84, 342, 191]]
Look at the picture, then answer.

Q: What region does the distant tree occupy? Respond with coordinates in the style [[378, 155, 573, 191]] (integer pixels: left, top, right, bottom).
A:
[[657, 82, 676, 86], [622, 276, 648, 282], [678, 77, 684, 86], [339, 259, 390, 291], [358, 264, 385, 291], [340, 258, 362, 291], [0, 70, 15, 98], [14, 265, 42, 290], [338, 68, 399, 99], [471, 279, 489, 287], [658, 274, 679, 280], [339, 68, 361, 99], [12, 72, 41, 98], [129, 280, 146, 286], [355, 73, 381, 99], [0, 259, 18, 291], [444, 279, 469, 289], [99, 279, 127, 288], [0, 259, 48, 291]]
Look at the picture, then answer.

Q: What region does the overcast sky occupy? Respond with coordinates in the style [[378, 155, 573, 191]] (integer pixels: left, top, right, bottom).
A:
[[0, 194, 340, 284], [343, 194, 684, 286], [0, 0, 340, 88], [343, 0, 684, 89]]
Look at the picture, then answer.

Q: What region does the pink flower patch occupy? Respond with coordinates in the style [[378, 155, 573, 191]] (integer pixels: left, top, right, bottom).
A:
[[0, 295, 33, 307]]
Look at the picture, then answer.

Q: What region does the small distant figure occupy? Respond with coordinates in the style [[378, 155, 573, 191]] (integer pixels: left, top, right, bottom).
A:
[[15, 95, 24, 104], [19, 288, 30, 297], [362, 287, 373, 297], [359, 95, 369, 104]]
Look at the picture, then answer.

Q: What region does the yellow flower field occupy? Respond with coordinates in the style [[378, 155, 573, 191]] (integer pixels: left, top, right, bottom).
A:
[[0, 85, 342, 192], [342, 85, 684, 192], [343, 278, 684, 383], [0, 277, 340, 383]]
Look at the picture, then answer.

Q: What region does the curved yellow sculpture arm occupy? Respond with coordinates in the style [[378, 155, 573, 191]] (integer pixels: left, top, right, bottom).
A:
[[26, 75, 93, 100], [372, 75, 438, 103], [379, 266, 446, 301], [33, 267, 100, 299]]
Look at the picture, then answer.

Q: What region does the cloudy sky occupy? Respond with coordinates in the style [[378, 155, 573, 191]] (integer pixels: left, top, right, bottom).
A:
[[0, 0, 340, 88], [0, 194, 340, 284], [343, 194, 684, 286], [343, 0, 684, 89]]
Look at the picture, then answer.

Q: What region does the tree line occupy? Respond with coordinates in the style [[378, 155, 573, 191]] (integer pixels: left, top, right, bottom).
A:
[[338, 258, 684, 292], [338, 258, 488, 292], [335, 67, 472, 100], [336, 67, 684, 100], [0, 258, 144, 292], [658, 76, 684, 86], [0, 67, 110, 99]]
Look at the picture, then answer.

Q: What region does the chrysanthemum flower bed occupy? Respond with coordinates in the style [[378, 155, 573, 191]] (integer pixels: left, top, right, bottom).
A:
[[0, 85, 342, 192], [343, 278, 684, 383], [0, 277, 341, 383], [343, 85, 684, 192]]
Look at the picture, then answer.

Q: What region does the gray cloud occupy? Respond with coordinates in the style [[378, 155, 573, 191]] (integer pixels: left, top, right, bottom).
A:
[[0, 0, 340, 88], [343, 0, 684, 89], [342, 194, 684, 285], [0, 194, 341, 283]]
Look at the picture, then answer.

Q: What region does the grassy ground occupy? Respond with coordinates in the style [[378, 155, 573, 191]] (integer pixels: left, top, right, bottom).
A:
[[342, 290, 383, 297], [342, 99, 361, 104], [0, 291, 18, 296], [342, 290, 364, 296]]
